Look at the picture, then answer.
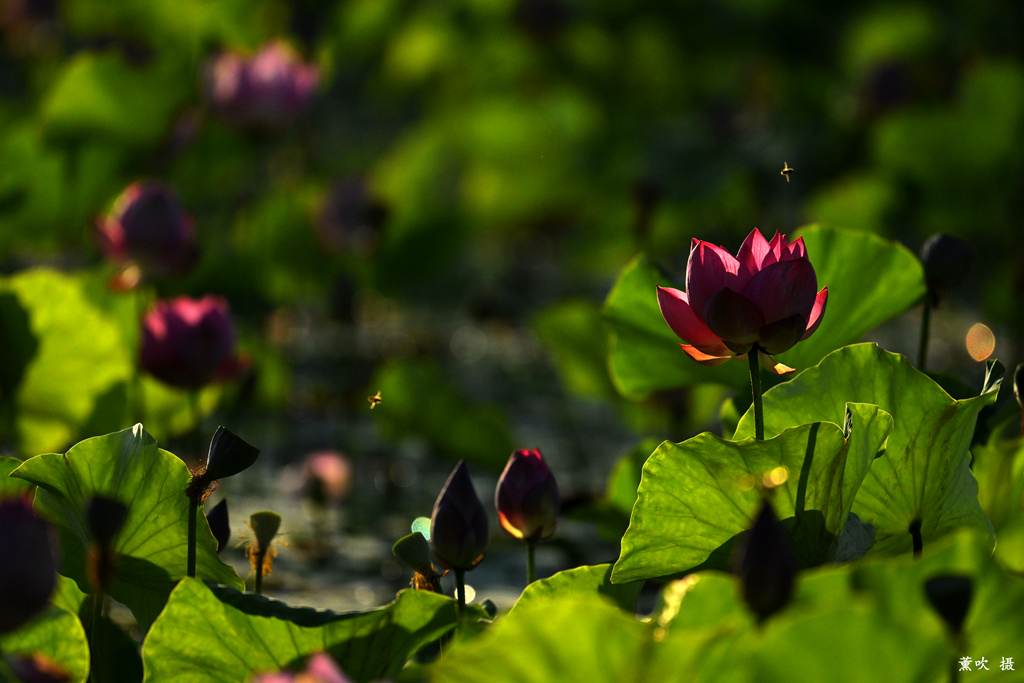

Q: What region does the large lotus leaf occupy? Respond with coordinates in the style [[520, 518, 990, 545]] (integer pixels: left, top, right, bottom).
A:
[[432, 582, 754, 683], [142, 579, 475, 683], [0, 607, 90, 683], [0, 455, 31, 498], [12, 426, 242, 630], [510, 564, 641, 614], [602, 225, 925, 398], [734, 344, 998, 555], [40, 52, 190, 146], [0, 269, 133, 457], [612, 403, 892, 584], [754, 602, 952, 683]]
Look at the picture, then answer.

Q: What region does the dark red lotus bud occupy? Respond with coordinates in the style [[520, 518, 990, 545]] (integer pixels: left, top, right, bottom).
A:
[[1014, 363, 1024, 409], [186, 427, 260, 505], [0, 497, 59, 635], [140, 296, 245, 390], [920, 234, 974, 300], [96, 181, 198, 281], [430, 461, 488, 571], [206, 499, 231, 553], [733, 501, 797, 624], [924, 575, 973, 635], [495, 449, 560, 542], [205, 41, 319, 131]]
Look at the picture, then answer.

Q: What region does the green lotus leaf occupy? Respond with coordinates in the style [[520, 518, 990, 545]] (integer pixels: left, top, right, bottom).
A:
[[12, 425, 242, 630], [510, 564, 641, 614], [734, 344, 998, 555], [0, 607, 90, 683], [612, 403, 892, 583], [142, 579, 478, 682]]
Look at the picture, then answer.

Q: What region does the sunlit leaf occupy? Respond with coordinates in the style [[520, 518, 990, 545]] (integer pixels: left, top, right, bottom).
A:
[[613, 403, 892, 583], [511, 564, 641, 614], [12, 426, 242, 630], [142, 579, 475, 682], [734, 344, 998, 555], [0, 607, 90, 683], [0, 269, 132, 456]]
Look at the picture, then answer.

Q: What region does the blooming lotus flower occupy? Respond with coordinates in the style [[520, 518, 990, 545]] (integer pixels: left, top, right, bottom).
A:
[[96, 181, 198, 284], [206, 41, 319, 131], [250, 652, 354, 683], [657, 228, 828, 374], [0, 497, 59, 635], [495, 449, 560, 542], [140, 296, 245, 390], [430, 461, 489, 571]]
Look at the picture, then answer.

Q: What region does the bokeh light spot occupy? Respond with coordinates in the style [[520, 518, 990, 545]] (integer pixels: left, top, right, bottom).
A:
[[411, 516, 431, 540], [966, 323, 995, 362]]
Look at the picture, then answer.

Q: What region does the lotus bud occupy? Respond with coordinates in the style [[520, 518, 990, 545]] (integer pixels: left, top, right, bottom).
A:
[[924, 575, 973, 636], [495, 449, 560, 542], [316, 177, 388, 256], [186, 427, 260, 505], [430, 461, 488, 571], [250, 652, 353, 683], [733, 501, 797, 624], [0, 497, 59, 635], [206, 499, 231, 553], [920, 234, 974, 302], [1014, 363, 1024, 410], [140, 296, 246, 390], [95, 181, 198, 284]]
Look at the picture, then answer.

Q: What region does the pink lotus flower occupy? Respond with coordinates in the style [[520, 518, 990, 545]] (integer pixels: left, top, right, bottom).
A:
[[206, 41, 319, 131], [96, 181, 198, 283], [140, 296, 246, 390], [495, 449, 559, 542], [657, 228, 827, 374]]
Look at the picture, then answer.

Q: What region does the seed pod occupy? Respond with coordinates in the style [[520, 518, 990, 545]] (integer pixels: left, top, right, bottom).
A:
[[924, 575, 973, 635]]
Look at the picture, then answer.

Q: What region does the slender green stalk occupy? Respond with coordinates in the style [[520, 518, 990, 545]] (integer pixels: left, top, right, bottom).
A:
[[918, 296, 932, 372], [454, 568, 466, 619], [526, 539, 537, 585], [254, 549, 266, 594], [748, 348, 764, 441], [187, 499, 198, 578], [910, 518, 923, 559], [90, 592, 105, 683]]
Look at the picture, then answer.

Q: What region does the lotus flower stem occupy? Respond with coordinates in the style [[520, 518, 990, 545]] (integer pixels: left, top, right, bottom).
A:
[[90, 591, 106, 683], [187, 499, 198, 578], [748, 349, 764, 440], [526, 539, 537, 584], [454, 568, 466, 618], [918, 296, 932, 372], [254, 549, 267, 594], [909, 518, 923, 559]]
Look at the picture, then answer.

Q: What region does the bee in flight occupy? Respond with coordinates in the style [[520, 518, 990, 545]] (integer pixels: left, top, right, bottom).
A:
[[368, 390, 382, 409], [780, 162, 794, 182]]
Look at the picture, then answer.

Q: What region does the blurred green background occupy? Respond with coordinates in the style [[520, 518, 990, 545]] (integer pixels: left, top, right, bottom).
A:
[[1, 0, 1022, 603]]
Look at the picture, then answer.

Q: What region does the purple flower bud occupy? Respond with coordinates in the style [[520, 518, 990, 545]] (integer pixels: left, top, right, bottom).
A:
[[733, 501, 797, 624], [206, 41, 319, 131], [96, 181, 198, 280], [206, 499, 230, 554], [430, 461, 488, 571], [140, 296, 245, 390], [495, 449, 560, 542], [924, 575, 973, 636], [0, 497, 59, 635], [921, 233, 974, 296]]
